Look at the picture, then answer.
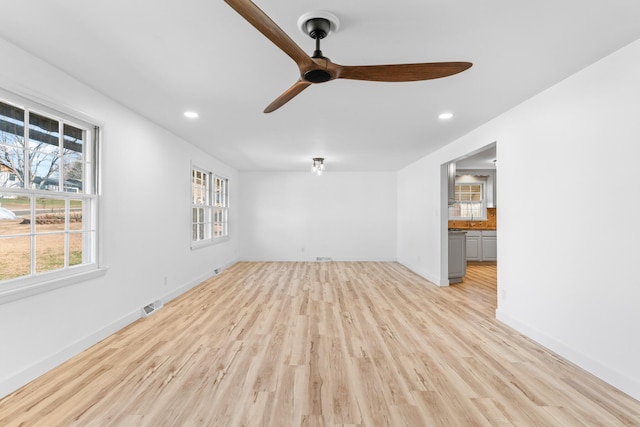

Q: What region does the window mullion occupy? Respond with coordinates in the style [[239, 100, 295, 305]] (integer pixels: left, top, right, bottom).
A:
[[89, 126, 97, 195], [24, 109, 31, 189], [58, 120, 64, 192], [29, 195, 36, 275], [209, 172, 213, 238], [64, 198, 70, 268]]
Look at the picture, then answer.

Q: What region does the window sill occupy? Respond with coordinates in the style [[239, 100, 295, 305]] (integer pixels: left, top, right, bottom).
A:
[[190, 236, 230, 250], [0, 267, 108, 306]]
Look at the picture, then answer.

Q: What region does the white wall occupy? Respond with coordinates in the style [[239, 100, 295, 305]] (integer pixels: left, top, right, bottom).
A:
[[397, 160, 448, 285], [239, 172, 396, 261], [0, 38, 238, 398], [398, 38, 640, 399]]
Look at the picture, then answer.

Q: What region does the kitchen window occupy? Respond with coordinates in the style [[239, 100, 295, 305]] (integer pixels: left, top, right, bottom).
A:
[[449, 182, 486, 220], [0, 92, 100, 301]]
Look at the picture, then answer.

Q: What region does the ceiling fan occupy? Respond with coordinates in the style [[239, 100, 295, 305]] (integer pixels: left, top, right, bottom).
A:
[[224, 0, 472, 113]]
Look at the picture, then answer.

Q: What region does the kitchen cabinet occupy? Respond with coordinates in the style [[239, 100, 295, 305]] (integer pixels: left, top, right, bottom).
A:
[[481, 230, 497, 261], [448, 231, 467, 284], [465, 230, 482, 261], [464, 230, 497, 261]]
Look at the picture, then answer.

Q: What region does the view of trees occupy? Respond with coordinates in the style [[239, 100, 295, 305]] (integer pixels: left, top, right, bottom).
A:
[[0, 101, 84, 192]]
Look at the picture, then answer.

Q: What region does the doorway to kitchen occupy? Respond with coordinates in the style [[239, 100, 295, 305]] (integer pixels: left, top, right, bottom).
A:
[[444, 142, 497, 291]]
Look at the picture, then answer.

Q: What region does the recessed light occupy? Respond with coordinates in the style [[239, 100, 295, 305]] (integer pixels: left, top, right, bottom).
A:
[[439, 112, 454, 120], [184, 111, 199, 119]]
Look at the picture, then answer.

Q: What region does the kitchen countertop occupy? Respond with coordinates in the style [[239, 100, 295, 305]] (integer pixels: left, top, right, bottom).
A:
[[448, 227, 497, 231]]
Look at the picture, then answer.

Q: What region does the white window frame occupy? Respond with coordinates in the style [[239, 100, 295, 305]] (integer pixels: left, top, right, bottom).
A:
[[213, 175, 229, 240], [191, 165, 229, 249], [191, 166, 212, 245], [449, 180, 487, 220], [0, 89, 104, 305]]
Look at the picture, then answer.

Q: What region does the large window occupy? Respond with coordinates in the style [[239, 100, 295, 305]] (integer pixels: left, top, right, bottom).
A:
[[0, 93, 99, 292], [191, 166, 228, 247]]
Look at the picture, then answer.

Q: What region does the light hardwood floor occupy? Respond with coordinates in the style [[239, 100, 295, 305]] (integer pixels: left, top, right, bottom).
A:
[[1, 262, 638, 426]]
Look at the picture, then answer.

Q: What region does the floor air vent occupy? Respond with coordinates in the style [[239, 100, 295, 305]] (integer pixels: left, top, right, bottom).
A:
[[141, 300, 163, 317]]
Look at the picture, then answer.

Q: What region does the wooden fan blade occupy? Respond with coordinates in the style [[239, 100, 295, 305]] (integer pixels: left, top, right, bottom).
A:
[[264, 80, 312, 113], [225, 0, 315, 70], [335, 62, 472, 82]]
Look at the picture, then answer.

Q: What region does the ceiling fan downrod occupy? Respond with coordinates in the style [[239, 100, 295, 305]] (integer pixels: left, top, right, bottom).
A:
[[305, 17, 330, 58], [313, 36, 324, 59], [302, 17, 332, 83]]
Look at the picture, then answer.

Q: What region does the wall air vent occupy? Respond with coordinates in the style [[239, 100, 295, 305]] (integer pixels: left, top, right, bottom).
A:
[[141, 300, 163, 317], [316, 257, 333, 262]]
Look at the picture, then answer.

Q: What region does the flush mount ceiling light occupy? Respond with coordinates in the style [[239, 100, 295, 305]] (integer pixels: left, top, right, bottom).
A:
[[312, 157, 325, 175], [439, 112, 454, 120], [184, 111, 199, 119]]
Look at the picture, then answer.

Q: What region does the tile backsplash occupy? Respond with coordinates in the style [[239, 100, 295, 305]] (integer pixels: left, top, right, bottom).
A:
[[448, 207, 496, 230]]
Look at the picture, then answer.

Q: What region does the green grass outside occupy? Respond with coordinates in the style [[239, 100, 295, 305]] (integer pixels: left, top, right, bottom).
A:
[[0, 250, 83, 281]]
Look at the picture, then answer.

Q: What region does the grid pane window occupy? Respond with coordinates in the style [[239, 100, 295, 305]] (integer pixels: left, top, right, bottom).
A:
[[449, 183, 484, 219], [191, 168, 228, 246], [0, 96, 98, 286], [213, 176, 228, 238], [191, 168, 212, 242]]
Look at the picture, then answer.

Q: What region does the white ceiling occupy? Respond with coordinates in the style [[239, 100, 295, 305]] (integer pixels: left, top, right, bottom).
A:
[[456, 145, 496, 170], [2, 1, 640, 172]]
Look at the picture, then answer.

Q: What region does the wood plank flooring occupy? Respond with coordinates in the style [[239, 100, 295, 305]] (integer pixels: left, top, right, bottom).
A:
[[1, 262, 639, 426]]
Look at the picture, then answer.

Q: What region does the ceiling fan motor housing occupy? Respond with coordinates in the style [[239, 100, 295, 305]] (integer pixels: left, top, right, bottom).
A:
[[304, 69, 332, 83]]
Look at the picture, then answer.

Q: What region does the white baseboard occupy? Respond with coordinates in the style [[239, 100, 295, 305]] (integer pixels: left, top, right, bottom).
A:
[[396, 260, 447, 287], [496, 309, 640, 402], [0, 309, 139, 399], [159, 260, 237, 305], [0, 260, 238, 400], [237, 257, 398, 262]]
